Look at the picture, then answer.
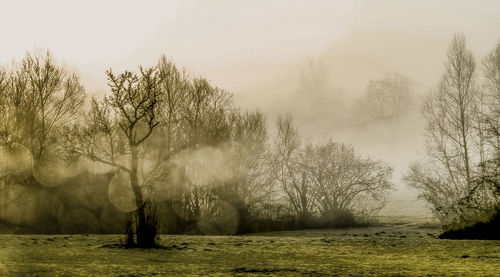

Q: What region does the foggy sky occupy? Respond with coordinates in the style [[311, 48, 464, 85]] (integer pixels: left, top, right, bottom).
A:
[[2, 0, 500, 216]]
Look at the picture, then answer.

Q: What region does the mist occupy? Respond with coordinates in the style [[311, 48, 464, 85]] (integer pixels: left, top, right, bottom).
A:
[[2, 2, 500, 276], [1, 0, 499, 220]]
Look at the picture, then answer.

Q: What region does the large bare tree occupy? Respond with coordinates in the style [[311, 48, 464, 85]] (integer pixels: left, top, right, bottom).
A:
[[69, 64, 163, 247], [405, 34, 483, 224]]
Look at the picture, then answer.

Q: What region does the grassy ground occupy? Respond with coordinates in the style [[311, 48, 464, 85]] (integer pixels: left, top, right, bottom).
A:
[[1, 217, 499, 276]]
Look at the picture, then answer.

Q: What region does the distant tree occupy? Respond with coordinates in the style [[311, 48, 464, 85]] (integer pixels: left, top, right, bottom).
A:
[[299, 59, 334, 101], [295, 59, 348, 132], [355, 73, 412, 123], [302, 141, 393, 222]]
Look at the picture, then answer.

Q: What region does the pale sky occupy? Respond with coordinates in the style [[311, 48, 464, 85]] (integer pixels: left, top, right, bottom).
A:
[[1, 0, 499, 215], [1, 1, 499, 93]]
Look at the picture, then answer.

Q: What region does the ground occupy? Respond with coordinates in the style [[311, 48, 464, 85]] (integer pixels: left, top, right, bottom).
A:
[[0, 216, 499, 276]]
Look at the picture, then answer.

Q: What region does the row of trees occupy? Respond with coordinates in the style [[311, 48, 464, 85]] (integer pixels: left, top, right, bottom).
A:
[[405, 34, 500, 231], [0, 51, 394, 247]]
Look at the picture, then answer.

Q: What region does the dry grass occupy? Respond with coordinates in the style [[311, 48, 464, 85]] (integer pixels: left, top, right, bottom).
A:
[[0, 217, 499, 276]]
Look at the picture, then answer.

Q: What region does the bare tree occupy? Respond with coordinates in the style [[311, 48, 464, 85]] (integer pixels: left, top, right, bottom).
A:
[[302, 141, 393, 221], [155, 56, 190, 156], [476, 40, 500, 212], [299, 59, 334, 101], [226, 111, 272, 211], [405, 34, 482, 224], [295, 59, 348, 132], [138, 57, 190, 202], [68, 64, 163, 247], [482, 41, 500, 159], [178, 77, 232, 149], [0, 51, 86, 231], [271, 115, 314, 222], [165, 76, 233, 224], [0, 69, 11, 146], [0, 51, 85, 164], [177, 111, 272, 234], [355, 73, 413, 123], [220, 111, 272, 232]]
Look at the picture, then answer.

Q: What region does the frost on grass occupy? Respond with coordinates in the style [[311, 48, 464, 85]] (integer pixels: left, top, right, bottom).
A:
[[1, 218, 499, 276]]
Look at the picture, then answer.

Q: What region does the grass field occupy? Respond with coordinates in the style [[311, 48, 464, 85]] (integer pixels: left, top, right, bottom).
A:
[[1, 217, 499, 276]]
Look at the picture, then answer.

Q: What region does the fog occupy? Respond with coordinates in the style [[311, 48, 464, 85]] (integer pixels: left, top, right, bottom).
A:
[[2, 0, 500, 218]]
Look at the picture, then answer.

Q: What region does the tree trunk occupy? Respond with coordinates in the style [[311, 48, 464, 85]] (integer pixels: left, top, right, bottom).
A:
[[460, 105, 473, 191], [128, 145, 157, 247]]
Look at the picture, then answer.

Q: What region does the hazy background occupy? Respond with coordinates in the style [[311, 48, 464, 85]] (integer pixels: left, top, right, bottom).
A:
[[2, 0, 500, 216]]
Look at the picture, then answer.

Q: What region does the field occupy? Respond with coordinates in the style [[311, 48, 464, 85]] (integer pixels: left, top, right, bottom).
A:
[[1, 217, 499, 276]]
